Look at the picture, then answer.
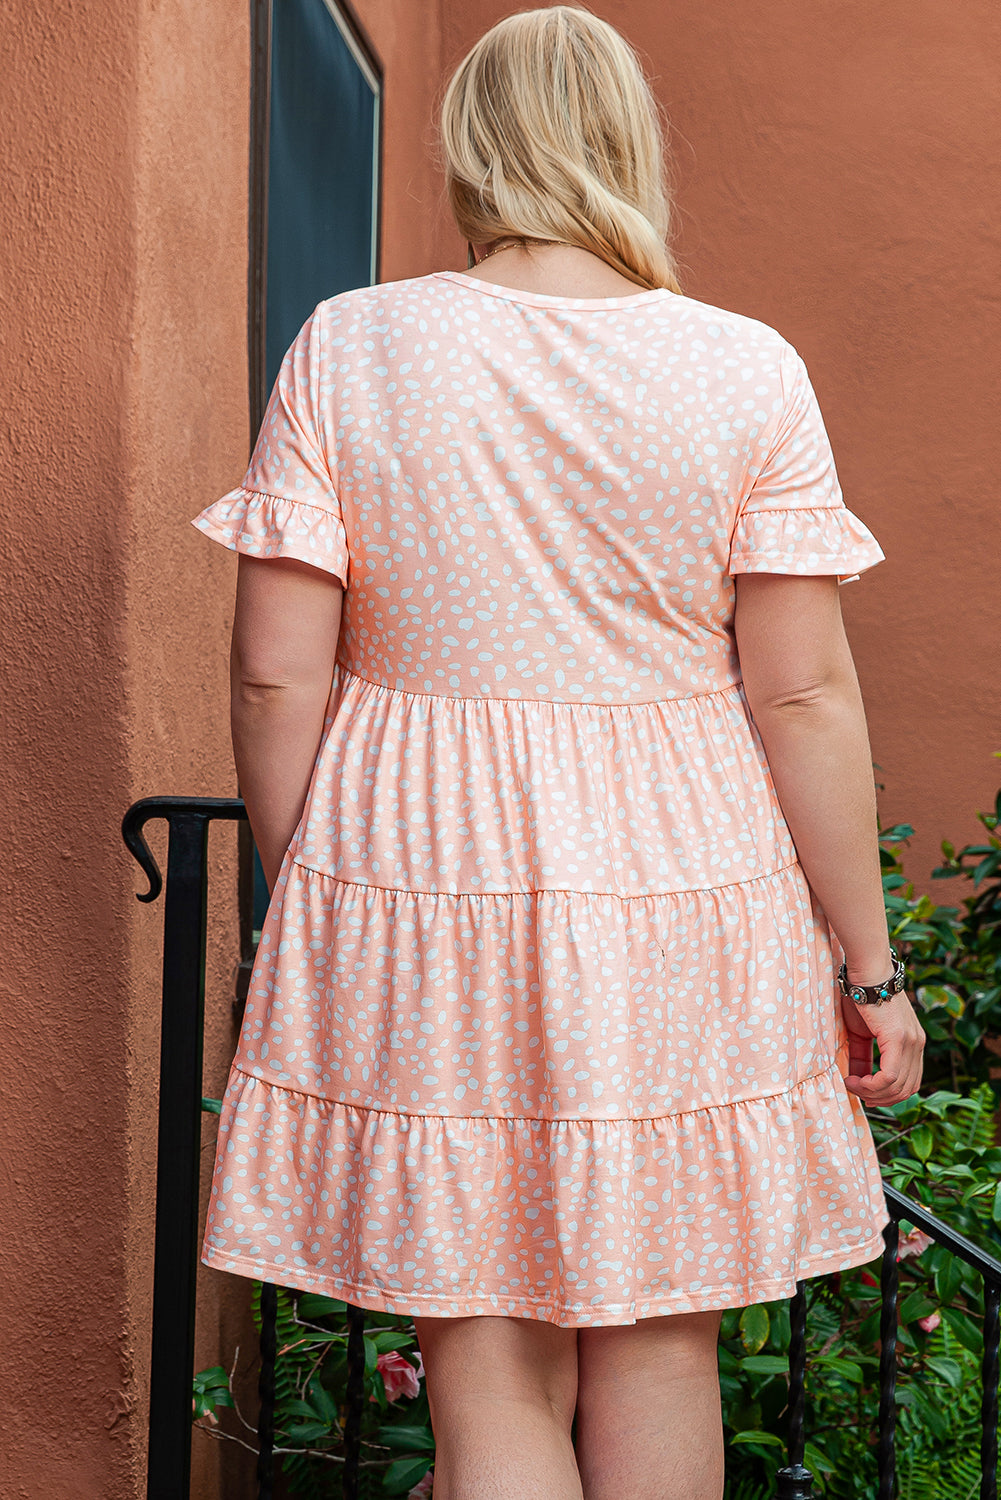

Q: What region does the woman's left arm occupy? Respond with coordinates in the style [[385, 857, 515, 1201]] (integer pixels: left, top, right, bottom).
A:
[[230, 553, 344, 892]]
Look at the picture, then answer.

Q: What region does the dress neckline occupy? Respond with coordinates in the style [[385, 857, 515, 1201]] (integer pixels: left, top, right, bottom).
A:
[[432, 269, 669, 311]]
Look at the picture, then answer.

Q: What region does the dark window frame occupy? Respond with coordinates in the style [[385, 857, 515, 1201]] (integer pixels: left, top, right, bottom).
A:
[[238, 0, 383, 996]]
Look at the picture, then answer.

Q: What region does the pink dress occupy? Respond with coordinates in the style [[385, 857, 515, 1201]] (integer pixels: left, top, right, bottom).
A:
[[193, 270, 889, 1327]]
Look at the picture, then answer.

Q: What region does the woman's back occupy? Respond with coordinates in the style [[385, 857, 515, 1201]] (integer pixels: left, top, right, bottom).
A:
[[217, 269, 880, 703]]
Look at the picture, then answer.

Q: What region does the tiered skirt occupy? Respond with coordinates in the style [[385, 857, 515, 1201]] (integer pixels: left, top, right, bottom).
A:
[[202, 666, 888, 1325]]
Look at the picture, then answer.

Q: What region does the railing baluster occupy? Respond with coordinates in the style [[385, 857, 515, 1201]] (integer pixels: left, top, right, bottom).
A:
[[878, 1218, 899, 1500], [982, 1279, 1000, 1500], [126, 805, 212, 1500], [343, 1303, 367, 1499], [786, 1282, 808, 1468], [257, 1281, 278, 1500], [775, 1282, 815, 1498], [775, 1463, 815, 1499], [123, 796, 247, 1500]]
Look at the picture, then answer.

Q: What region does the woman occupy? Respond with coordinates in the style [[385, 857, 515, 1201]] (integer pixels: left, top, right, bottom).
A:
[[193, 8, 924, 1497]]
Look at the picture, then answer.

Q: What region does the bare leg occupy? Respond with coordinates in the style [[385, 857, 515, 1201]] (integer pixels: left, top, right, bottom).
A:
[[414, 1314, 582, 1500], [574, 1310, 724, 1500]]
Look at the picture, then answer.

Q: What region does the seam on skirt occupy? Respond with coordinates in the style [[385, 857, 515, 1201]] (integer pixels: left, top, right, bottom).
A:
[[330, 660, 746, 709], [224, 1058, 843, 1123], [286, 857, 804, 901]]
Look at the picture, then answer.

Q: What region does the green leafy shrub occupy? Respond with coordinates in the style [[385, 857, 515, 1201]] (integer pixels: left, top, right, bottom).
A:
[[722, 1083, 1001, 1498], [880, 788, 1001, 1091], [194, 1285, 434, 1497]]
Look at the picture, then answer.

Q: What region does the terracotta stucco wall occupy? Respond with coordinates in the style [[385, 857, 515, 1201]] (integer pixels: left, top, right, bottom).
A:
[[440, 0, 1001, 884], [1, 0, 251, 1493]]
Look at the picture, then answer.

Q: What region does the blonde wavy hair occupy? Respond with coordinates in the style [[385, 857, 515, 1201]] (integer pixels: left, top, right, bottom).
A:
[[439, 6, 681, 293]]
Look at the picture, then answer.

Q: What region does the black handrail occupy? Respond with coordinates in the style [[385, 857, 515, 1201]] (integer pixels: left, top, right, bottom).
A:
[[775, 1189, 1001, 1499], [126, 795, 1001, 1500], [124, 797, 369, 1500], [123, 797, 247, 1500]]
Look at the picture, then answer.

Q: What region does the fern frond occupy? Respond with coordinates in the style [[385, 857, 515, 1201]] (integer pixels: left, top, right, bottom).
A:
[[897, 1447, 941, 1500], [724, 1477, 774, 1500], [942, 1444, 986, 1500]]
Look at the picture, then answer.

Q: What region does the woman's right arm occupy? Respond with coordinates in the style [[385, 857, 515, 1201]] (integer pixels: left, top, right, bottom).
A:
[[734, 572, 925, 1107]]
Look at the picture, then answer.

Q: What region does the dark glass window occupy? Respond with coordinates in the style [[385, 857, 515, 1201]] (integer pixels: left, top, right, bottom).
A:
[[241, 0, 382, 957], [264, 0, 381, 387]]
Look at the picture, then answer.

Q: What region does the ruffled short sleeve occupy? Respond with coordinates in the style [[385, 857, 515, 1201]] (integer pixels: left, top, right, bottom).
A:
[[191, 304, 348, 586], [729, 345, 884, 585]]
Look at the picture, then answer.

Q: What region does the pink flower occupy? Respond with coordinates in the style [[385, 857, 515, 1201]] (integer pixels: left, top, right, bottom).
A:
[[898, 1229, 933, 1261], [917, 1311, 941, 1333], [408, 1472, 434, 1499], [372, 1350, 422, 1403]]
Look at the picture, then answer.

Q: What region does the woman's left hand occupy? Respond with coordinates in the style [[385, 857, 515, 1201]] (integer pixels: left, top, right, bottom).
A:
[[841, 990, 925, 1106]]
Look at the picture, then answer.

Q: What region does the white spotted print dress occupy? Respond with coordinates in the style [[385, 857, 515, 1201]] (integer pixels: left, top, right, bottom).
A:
[[194, 271, 889, 1326]]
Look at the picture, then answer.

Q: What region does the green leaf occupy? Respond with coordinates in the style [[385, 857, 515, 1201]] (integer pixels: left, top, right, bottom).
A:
[[728, 1401, 763, 1433], [739, 1304, 770, 1355], [192, 1389, 233, 1419], [200, 1096, 222, 1115], [376, 1424, 436, 1453], [729, 1429, 784, 1447], [297, 1293, 348, 1319], [383, 1455, 433, 1494], [739, 1355, 789, 1375], [283, 1398, 324, 1419], [910, 1124, 935, 1161], [285, 1420, 335, 1442], [191, 1365, 234, 1420], [899, 1292, 938, 1324], [916, 984, 965, 1017], [992, 1183, 1001, 1226], [308, 1377, 337, 1425], [804, 1440, 838, 1476], [814, 1354, 864, 1383], [719, 1308, 741, 1342], [368, 1329, 417, 1354], [934, 1256, 964, 1305], [363, 1334, 380, 1377], [940, 1305, 984, 1355], [881, 822, 915, 843], [926, 1355, 964, 1389]]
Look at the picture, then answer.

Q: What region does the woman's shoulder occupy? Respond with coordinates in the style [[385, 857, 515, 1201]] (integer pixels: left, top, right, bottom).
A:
[[666, 290, 798, 362], [313, 272, 446, 325], [307, 275, 803, 396]]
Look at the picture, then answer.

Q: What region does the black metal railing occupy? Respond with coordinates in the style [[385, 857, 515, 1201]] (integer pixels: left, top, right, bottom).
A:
[[775, 1190, 1001, 1500], [125, 795, 1001, 1500]]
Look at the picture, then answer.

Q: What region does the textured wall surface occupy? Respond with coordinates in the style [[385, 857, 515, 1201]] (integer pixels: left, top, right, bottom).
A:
[[440, 0, 1001, 881], [0, 0, 251, 1494]]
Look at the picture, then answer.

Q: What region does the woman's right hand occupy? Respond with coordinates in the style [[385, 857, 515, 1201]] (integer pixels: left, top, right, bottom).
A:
[[841, 990, 926, 1106]]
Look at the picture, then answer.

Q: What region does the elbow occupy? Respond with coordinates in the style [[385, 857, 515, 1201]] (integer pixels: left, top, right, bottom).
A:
[[232, 676, 294, 710], [745, 669, 861, 726], [758, 677, 837, 714], [230, 644, 298, 705], [229, 646, 334, 714]]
